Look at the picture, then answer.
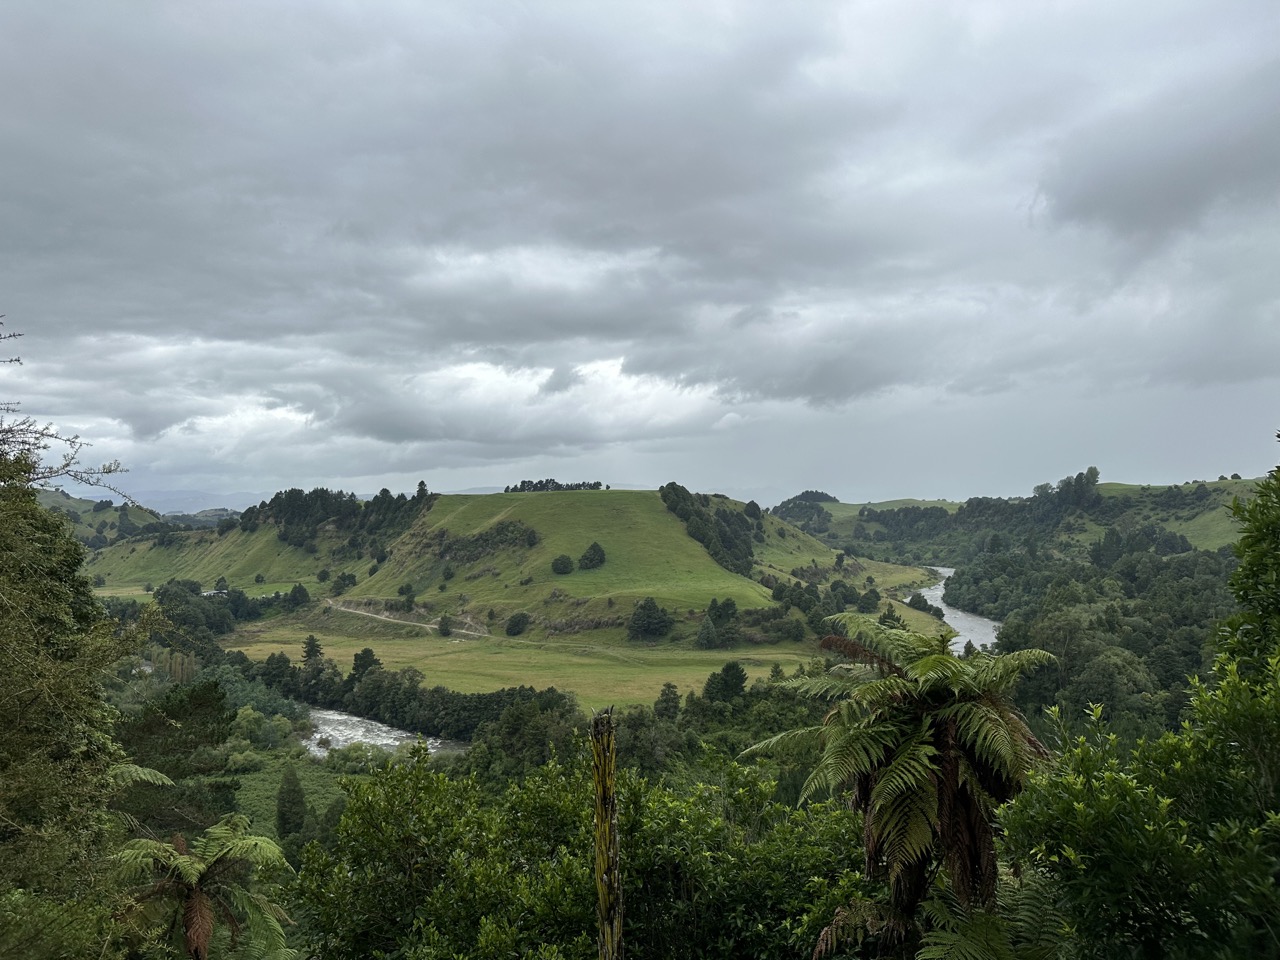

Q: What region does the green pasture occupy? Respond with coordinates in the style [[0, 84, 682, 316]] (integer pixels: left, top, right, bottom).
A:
[[227, 616, 826, 712], [225, 591, 950, 711]]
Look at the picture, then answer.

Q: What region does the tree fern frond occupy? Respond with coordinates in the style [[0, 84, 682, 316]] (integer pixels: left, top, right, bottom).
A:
[[812, 900, 881, 960], [970, 649, 1056, 694], [109, 762, 175, 788], [740, 724, 826, 758], [207, 836, 292, 872], [872, 785, 938, 870], [820, 629, 909, 676], [907, 654, 970, 690], [801, 718, 903, 801], [869, 730, 939, 811], [844, 673, 916, 710], [784, 671, 867, 701]]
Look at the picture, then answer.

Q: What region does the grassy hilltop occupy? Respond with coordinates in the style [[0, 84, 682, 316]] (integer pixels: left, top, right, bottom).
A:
[[87, 487, 935, 707]]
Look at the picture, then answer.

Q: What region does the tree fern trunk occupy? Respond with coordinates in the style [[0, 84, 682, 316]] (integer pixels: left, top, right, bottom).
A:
[[592, 708, 623, 960]]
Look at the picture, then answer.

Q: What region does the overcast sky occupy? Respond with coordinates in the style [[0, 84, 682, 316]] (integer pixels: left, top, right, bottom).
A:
[[4, 0, 1278, 510]]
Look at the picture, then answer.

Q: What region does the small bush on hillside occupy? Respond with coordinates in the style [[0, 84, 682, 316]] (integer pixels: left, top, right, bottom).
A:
[[551, 554, 574, 575], [627, 597, 675, 641], [578, 541, 606, 570], [506, 612, 531, 636]]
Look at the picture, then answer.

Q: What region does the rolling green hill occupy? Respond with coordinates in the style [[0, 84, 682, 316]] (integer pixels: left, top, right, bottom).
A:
[[86, 487, 935, 706], [36, 488, 163, 549], [1080, 477, 1255, 550], [773, 475, 1258, 564]]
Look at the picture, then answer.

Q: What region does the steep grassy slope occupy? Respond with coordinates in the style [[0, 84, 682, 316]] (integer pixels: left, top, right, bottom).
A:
[[363, 489, 776, 613], [86, 524, 332, 597], [91, 489, 931, 610]]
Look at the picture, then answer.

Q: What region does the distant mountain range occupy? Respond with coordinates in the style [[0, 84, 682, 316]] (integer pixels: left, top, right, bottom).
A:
[[124, 489, 278, 515]]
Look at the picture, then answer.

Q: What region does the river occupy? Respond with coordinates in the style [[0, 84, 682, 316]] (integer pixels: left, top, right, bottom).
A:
[[916, 567, 1001, 652], [303, 708, 465, 758]]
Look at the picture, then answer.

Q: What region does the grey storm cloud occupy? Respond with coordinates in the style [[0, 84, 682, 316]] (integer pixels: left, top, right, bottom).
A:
[[3, 0, 1279, 500], [1042, 57, 1280, 243]]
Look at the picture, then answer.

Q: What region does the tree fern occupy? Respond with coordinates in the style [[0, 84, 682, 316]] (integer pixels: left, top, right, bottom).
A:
[[746, 623, 1052, 956]]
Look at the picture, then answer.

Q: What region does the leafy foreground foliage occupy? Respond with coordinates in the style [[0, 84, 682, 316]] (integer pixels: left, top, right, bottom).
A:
[[1003, 444, 1280, 959], [748, 624, 1052, 956], [0, 452, 161, 959], [0, 457, 134, 883], [296, 749, 869, 960]]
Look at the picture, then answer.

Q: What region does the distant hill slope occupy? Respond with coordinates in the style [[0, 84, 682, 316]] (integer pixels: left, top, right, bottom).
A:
[[772, 474, 1258, 564], [87, 487, 927, 609]]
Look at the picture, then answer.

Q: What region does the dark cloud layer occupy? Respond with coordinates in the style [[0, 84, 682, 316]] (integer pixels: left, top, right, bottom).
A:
[[3, 0, 1278, 504]]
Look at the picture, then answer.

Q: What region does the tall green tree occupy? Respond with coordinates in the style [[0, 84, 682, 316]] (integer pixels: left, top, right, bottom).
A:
[[276, 765, 307, 841], [0, 326, 169, 958], [695, 616, 719, 649], [748, 624, 1051, 955], [703, 661, 748, 702]]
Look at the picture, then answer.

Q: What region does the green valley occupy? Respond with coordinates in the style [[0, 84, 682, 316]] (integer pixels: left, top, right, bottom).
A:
[[86, 484, 940, 707]]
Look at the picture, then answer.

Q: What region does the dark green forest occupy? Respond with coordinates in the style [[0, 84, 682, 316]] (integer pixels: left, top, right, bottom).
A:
[[4, 389, 1280, 958]]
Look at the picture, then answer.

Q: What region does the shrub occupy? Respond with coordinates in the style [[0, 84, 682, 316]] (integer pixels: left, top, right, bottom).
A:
[[627, 597, 674, 641], [551, 554, 574, 575], [578, 541, 606, 570], [505, 612, 531, 636]]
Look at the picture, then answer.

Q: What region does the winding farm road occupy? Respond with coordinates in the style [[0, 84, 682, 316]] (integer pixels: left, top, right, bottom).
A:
[[323, 599, 491, 638]]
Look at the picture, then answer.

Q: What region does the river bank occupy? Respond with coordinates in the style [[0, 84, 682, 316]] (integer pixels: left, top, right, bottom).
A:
[[917, 567, 1001, 651]]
